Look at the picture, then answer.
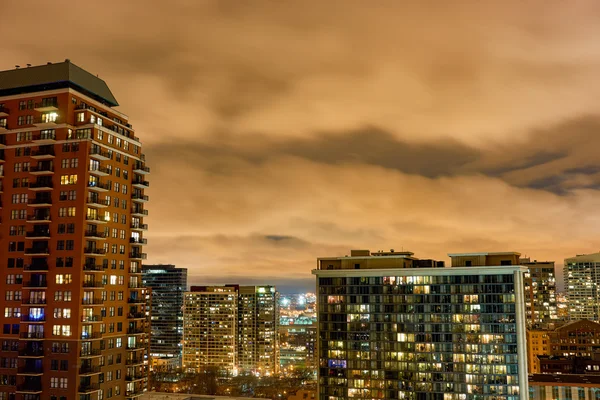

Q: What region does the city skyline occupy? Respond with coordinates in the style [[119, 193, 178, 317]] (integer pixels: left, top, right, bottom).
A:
[[4, 2, 600, 292]]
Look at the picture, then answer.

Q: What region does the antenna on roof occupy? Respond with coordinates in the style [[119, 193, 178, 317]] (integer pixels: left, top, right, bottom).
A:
[[47, 62, 52, 65], [26, 64, 31, 68], [15, 65, 20, 69]]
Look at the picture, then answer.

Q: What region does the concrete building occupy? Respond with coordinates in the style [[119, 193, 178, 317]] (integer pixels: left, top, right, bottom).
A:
[[529, 374, 600, 400], [181, 285, 279, 377], [237, 285, 279, 376], [313, 249, 528, 400], [527, 319, 600, 374], [0, 60, 150, 400], [519, 258, 558, 330], [279, 315, 317, 371], [564, 253, 600, 322], [182, 286, 237, 375], [142, 264, 187, 367]]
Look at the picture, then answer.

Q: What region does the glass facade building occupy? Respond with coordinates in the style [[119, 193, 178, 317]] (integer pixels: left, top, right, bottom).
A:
[[141, 264, 187, 367], [314, 250, 528, 400]]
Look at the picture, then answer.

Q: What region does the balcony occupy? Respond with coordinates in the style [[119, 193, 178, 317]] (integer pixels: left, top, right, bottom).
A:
[[129, 267, 142, 274], [128, 312, 145, 320], [89, 166, 111, 177], [126, 358, 144, 366], [90, 148, 111, 161], [84, 230, 107, 240], [26, 230, 51, 239], [21, 298, 47, 306], [0, 106, 9, 117], [126, 390, 145, 398], [126, 343, 145, 351], [22, 280, 48, 289], [81, 315, 103, 323], [131, 208, 148, 217], [127, 327, 145, 335], [130, 223, 148, 231], [34, 100, 58, 112], [20, 314, 46, 323], [80, 332, 103, 340], [82, 281, 105, 289], [132, 179, 149, 189], [85, 215, 108, 224], [29, 165, 54, 175], [17, 366, 44, 375], [30, 149, 55, 159], [79, 365, 101, 375], [18, 348, 44, 357], [129, 237, 147, 245], [78, 383, 100, 393], [28, 181, 53, 191], [129, 252, 147, 260], [25, 247, 50, 256], [0, 135, 6, 146], [83, 248, 106, 256], [133, 164, 150, 174], [16, 384, 43, 393], [33, 113, 60, 128], [126, 374, 146, 382], [27, 214, 51, 223], [87, 181, 110, 192], [80, 348, 101, 358], [20, 332, 44, 339], [87, 197, 110, 208], [24, 263, 49, 271], [31, 132, 56, 144], [82, 298, 104, 305], [83, 263, 104, 272], [132, 193, 149, 202], [27, 198, 52, 207], [128, 298, 145, 305]]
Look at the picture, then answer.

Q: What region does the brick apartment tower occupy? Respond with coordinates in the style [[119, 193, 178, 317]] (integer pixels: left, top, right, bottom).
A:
[[0, 60, 150, 400]]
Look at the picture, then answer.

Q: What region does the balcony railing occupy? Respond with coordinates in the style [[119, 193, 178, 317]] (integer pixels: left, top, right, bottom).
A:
[[20, 332, 44, 339], [87, 181, 111, 191], [86, 215, 108, 223], [24, 263, 49, 271], [31, 132, 56, 142], [26, 230, 51, 238], [29, 165, 54, 174], [130, 224, 148, 230], [126, 358, 144, 366], [80, 348, 101, 357], [129, 238, 147, 245], [128, 312, 145, 319], [21, 314, 46, 322], [33, 115, 61, 125], [21, 298, 46, 305], [126, 374, 146, 381], [90, 148, 112, 160], [131, 208, 149, 216], [17, 366, 44, 374], [82, 315, 103, 323], [30, 149, 55, 158], [22, 281, 47, 289], [78, 383, 100, 393], [24, 248, 49, 255], [28, 181, 53, 190], [128, 298, 144, 304], [127, 327, 145, 334], [82, 298, 104, 305], [83, 281, 105, 288], [132, 179, 149, 188], [83, 248, 106, 255], [79, 365, 101, 375], [27, 198, 52, 206], [16, 384, 42, 393], [34, 100, 58, 110], [133, 164, 150, 174], [18, 348, 44, 357], [84, 230, 107, 239], [132, 194, 149, 202], [80, 332, 102, 340], [129, 252, 147, 260], [83, 263, 104, 272]]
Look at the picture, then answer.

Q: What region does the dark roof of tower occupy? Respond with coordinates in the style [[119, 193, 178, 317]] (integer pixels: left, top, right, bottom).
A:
[[0, 60, 118, 106]]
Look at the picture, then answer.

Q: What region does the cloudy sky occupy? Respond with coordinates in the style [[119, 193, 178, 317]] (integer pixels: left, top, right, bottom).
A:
[[3, 1, 600, 292]]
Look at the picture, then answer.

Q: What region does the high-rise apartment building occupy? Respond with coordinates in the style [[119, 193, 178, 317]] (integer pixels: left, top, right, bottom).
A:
[[0, 60, 150, 400], [181, 285, 279, 376], [314, 250, 528, 400], [564, 253, 600, 322], [237, 285, 279, 376], [182, 286, 238, 374], [142, 264, 187, 368], [519, 258, 558, 329]]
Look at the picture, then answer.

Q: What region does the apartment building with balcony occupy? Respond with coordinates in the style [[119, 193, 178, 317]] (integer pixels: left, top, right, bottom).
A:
[[564, 253, 600, 322], [314, 249, 528, 400], [0, 60, 150, 400], [519, 258, 558, 330]]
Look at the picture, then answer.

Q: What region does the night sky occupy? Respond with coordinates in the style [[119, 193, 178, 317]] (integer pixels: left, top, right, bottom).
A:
[[4, 1, 600, 292]]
